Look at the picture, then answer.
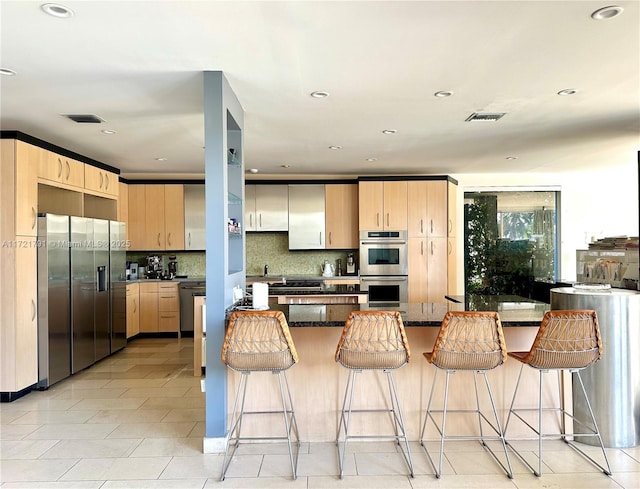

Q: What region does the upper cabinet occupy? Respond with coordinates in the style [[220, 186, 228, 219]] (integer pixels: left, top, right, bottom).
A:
[[184, 184, 205, 250], [288, 184, 325, 249], [14, 141, 40, 236], [84, 165, 118, 198], [358, 180, 407, 231], [38, 150, 85, 189], [127, 184, 185, 251], [245, 184, 288, 231], [325, 183, 358, 249], [407, 180, 448, 238]]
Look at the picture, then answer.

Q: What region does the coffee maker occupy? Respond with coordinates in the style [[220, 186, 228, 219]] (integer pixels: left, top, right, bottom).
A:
[[346, 252, 357, 275], [146, 255, 162, 279], [167, 255, 178, 279]]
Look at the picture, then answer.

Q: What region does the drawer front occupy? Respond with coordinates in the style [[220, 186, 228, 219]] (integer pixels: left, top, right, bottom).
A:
[[158, 294, 179, 311], [158, 283, 178, 292], [158, 313, 179, 332], [139, 282, 159, 293]]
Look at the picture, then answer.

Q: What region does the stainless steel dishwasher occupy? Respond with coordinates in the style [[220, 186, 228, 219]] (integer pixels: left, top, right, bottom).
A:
[[179, 282, 206, 334]]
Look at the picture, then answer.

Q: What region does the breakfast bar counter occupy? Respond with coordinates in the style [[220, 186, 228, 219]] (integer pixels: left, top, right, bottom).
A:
[[218, 296, 559, 442]]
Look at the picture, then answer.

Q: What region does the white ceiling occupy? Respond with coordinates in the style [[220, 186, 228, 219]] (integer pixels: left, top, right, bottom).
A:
[[1, 1, 638, 179]]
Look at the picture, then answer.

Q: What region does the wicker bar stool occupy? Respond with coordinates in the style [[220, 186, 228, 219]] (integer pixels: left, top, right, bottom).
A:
[[335, 310, 414, 479], [220, 310, 300, 480], [420, 311, 513, 479], [504, 309, 612, 476]]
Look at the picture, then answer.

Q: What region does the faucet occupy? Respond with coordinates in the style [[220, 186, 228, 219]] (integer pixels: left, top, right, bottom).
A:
[[264, 264, 269, 276]]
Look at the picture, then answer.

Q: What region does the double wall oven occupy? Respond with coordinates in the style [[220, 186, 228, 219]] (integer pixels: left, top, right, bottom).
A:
[[359, 230, 408, 304]]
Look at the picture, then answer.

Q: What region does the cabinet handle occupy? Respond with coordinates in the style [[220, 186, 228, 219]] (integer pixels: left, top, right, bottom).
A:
[[376, 212, 380, 227], [249, 214, 253, 228], [421, 241, 424, 255], [133, 298, 137, 313], [99, 172, 104, 189], [31, 299, 36, 322], [448, 240, 452, 255], [66, 160, 70, 180], [157, 233, 161, 246], [430, 241, 434, 255], [105, 173, 109, 190], [188, 232, 191, 247], [32, 206, 37, 230], [57, 158, 63, 178], [386, 213, 390, 227], [160, 296, 173, 299], [329, 232, 332, 246], [448, 218, 453, 234], [167, 233, 172, 246], [420, 219, 423, 234], [259, 214, 262, 228], [430, 219, 434, 234]]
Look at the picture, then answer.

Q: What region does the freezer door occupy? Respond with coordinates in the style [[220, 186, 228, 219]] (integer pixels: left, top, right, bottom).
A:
[[94, 219, 110, 361], [109, 221, 127, 352], [71, 217, 95, 373], [37, 214, 71, 388]]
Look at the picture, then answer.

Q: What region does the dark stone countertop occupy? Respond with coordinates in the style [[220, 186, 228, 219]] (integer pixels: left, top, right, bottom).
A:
[[229, 295, 549, 327]]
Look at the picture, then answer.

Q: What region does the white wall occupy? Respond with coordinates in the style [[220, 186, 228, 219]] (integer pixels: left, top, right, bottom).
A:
[[451, 160, 638, 291]]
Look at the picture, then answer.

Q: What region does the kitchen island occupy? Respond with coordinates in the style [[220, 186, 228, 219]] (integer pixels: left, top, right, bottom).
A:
[[216, 296, 560, 442]]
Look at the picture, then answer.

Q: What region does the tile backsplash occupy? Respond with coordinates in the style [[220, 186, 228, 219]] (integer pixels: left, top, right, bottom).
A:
[[246, 232, 357, 276], [126, 252, 206, 277]]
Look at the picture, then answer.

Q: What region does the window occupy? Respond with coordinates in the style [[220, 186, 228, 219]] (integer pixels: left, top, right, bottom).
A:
[[464, 190, 559, 296]]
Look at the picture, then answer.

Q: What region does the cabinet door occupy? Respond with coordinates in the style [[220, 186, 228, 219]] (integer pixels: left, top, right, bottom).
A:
[[325, 184, 358, 249], [255, 185, 288, 231], [118, 182, 129, 226], [15, 142, 39, 236], [447, 181, 457, 238], [14, 237, 38, 389], [383, 181, 408, 230], [38, 149, 64, 183], [358, 181, 384, 230], [427, 237, 448, 303], [447, 237, 457, 295], [139, 290, 159, 332], [145, 185, 166, 250], [426, 181, 447, 237], [85, 165, 117, 197], [288, 184, 325, 249], [184, 184, 205, 249], [244, 185, 257, 231], [164, 185, 185, 250], [127, 185, 146, 250], [126, 284, 140, 338], [408, 237, 428, 303], [407, 181, 427, 238]]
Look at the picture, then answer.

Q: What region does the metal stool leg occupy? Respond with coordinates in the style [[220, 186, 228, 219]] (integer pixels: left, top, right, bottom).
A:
[[277, 370, 300, 479], [220, 372, 250, 481], [386, 370, 414, 477], [336, 369, 358, 479], [480, 371, 513, 478]]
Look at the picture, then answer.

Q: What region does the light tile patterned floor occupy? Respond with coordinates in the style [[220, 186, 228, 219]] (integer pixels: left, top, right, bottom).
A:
[[1, 337, 638, 488]]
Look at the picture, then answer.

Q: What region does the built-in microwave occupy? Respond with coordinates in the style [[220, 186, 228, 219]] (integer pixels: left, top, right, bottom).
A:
[[359, 230, 408, 276]]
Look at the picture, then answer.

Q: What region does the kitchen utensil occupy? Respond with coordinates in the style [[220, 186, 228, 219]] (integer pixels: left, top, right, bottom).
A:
[[322, 260, 335, 277]]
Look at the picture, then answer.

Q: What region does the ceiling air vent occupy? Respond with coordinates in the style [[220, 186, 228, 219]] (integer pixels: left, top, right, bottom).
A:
[[63, 114, 105, 123], [465, 112, 506, 122]]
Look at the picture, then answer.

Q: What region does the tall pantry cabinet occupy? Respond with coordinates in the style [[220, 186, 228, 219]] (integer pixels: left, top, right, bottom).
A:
[[0, 140, 39, 398], [406, 178, 457, 303]]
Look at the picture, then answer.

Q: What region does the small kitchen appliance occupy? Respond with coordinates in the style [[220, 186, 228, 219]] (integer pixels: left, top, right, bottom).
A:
[[336, 258, 343, 276], [167, 255, 178, 279], [322, 260, 335, 277], [346, 253, 357, 275], [146, 255, 162, 279], [128, 262, 139, 280]]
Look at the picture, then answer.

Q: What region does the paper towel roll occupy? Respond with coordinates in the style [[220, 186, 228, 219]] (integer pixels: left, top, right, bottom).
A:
[[252, 282, 269, 310]]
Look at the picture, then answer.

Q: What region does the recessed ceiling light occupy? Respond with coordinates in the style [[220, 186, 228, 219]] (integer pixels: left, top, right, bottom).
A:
[[248, 168, 259, 174], [281, 164, 290, 168], [505, 156, 518, 160], [366, 158, 378, 162], [0, 68, 17, 76], [328, 145, 342, 150], [557, 88, 577, 96], [155, 157, 168, 162], [41, 3, 74, 18], [591, 5, 623, 20], [310, 91, 329, 98], [101, 129, 116, 135], [434, 91, 453, 97], [382, 129, 397, 134]]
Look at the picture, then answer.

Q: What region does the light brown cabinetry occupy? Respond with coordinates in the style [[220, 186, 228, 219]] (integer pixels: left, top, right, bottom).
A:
[[127, 184, 185, 251], [118, 182, 128, 225], [325, 184, 359, 249], [1, 139, 39, 395], [138, 281, 180, 334], [408, 237, 448, 303], [84, 165, 118, 198], [126, 283, 140, 338], [407, 180, 447, 238], [38, 151, 85, 189], [358, 180, 407, 231], [244, 184, 289, 231]]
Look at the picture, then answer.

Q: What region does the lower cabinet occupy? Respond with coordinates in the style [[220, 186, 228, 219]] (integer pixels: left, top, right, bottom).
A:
[[126, 283, 140, 338], [139, 282, 180, 334], [408, 237, 448, 303]]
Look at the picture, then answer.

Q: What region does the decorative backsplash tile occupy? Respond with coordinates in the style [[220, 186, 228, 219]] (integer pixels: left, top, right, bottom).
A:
[[246, 232, 357, 276], [126, 252, 206, 277]]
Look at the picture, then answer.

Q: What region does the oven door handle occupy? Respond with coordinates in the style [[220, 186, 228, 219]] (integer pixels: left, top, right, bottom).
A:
[[360, 276, 408, 282], [360, 241, 407, 245]]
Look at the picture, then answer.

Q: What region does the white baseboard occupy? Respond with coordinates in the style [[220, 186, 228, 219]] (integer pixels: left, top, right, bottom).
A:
[[203, 436, 226, 453]]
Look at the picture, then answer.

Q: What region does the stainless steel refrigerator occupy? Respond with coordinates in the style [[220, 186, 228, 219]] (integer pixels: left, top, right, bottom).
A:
[[109, 220, 127, 353], [37, 214, 71, 389], [93, 218, 110, 363]]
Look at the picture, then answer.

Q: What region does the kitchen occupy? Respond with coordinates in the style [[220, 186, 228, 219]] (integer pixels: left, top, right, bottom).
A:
[[1, 1, 639, 486]]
